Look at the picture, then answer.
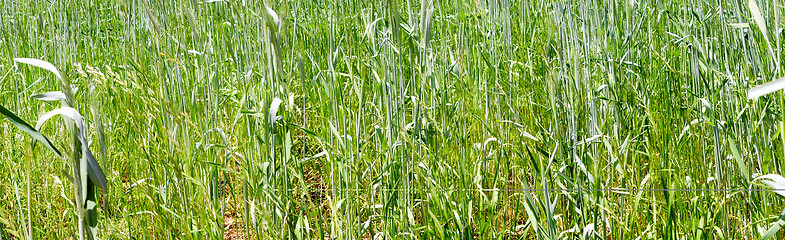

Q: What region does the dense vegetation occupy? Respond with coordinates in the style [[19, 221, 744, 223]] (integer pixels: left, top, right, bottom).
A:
[[3, 0, 785, 239]]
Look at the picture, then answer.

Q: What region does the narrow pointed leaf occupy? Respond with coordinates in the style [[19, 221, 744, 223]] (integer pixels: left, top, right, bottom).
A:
[[90, 86, 110, 211], [728, 139, 749, 180], [83, 145, 107, 190], [36, 107, 91, 198], [749, 0, 768, 38], [36, 107, 87, 139], [0, 104, 61, 157], [13, 58, 63, 81], [79, 150, 88, 206], [269, 97, 283, 127], [760, 220, 783, 240], [748, 77, 785, 99], [755, 174, 785, 198], [84, 183, 99, 240], [32, 91, 67, 101], [265, 6, 279, 27]]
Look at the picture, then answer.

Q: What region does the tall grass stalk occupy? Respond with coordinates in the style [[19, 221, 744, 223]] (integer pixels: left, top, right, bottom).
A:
[[2, 58, 107, 240]]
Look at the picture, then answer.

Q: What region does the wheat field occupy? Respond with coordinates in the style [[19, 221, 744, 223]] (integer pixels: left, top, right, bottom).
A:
[[2, 0, 785, 239]]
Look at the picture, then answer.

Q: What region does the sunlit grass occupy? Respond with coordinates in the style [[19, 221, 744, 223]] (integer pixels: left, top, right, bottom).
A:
[[1, 0, 785, 239]]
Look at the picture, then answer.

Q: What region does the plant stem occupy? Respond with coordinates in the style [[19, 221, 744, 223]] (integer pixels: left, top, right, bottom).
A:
[[26, 149, 32, 240]]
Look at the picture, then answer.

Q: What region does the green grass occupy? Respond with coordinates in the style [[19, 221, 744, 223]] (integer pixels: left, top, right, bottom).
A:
[[2, 0, 785, 239]]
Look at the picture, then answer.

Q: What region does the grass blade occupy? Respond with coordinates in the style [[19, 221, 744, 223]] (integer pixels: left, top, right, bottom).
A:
[[32, 91, 67, 101], [0, 104, 61, 157], [35, 107, 87, 139], [269, 97, 283, 127], [13, 58, 63, 81], [761, 220, 784, 240], [84, 145, 107, 191], [748, 77, 785, 99], [728, 139, 749, 180], [755, 174, 785, 198], [749, 0, 769, 39]]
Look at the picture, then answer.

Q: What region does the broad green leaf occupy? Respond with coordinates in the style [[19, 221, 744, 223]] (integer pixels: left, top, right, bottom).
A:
[[747, 0, 775, 62], [32, 91, 67, 101], [89, 85, 109, 209], [269, 97, 283, 127], [265, 6, 280, 27], [85, 183, 99, 240], [84, 145, 107, 190], [453, 209, 463, 230], [430, 209, 445, 237], [14, 58, 63, 80], [748, 77, 785, 99], [502, 120, 539, 141], [760, 220, 783, 240], [749, 0, 768, 38], [755, 174, 785, 198], [35, 107, 106, 198], [582, 223, 595, 239], [729, 22, 750, 28], [36, 107, 87, 140], [728, 139, 749, 180], [79, 150, 88, 205], [364, 18, 383, 39], [0, 104, 61, 157]]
